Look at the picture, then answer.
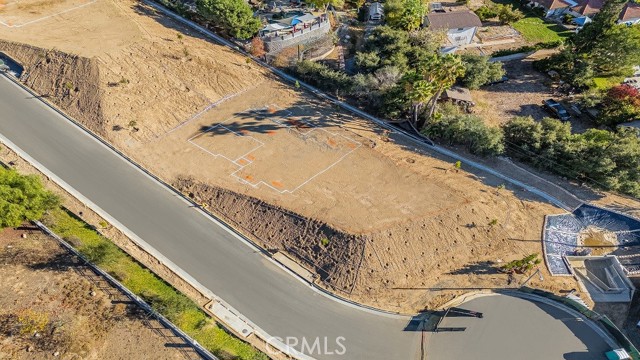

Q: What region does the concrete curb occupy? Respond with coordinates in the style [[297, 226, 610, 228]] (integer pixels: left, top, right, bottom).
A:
[[34, 221, 219, 360]]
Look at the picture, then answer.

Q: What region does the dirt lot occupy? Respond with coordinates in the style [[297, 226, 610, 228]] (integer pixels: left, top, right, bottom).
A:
[[0, 227, 198, 360], [471, 57, 555, 127], [0, 0, 631, 313], [470, 54, 594, 132]]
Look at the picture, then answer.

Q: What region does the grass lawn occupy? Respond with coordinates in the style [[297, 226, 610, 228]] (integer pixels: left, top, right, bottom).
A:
[[512, 16, 572, 43], [591, 76, 624, 90], [45, 208, 267, 360]]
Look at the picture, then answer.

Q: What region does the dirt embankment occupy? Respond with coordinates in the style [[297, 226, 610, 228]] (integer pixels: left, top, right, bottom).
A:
[[0, 40, 105, 135], [175, 177, 580, 312], [176, 177, 366, 294]]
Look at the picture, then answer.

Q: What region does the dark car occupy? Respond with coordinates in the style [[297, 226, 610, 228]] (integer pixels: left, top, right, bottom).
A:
[[542, 99, 571, 121], [485, 75, 509, 86]]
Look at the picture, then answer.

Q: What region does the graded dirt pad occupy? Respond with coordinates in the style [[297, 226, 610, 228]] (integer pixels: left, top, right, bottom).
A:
[[0, 0, 595, 312], [0, 0, 93, 27], [0, 227, 195, 360]]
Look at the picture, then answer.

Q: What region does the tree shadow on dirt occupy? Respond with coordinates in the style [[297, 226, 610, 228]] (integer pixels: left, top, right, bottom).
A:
[[447, 261, 501, 275], [26, 251, 79, 272]]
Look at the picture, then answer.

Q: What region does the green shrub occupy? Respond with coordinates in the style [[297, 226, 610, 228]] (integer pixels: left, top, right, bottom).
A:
[[503, 116, 640, 197], [292, 60, 353, 95], [475, 5, 498, 21], [0, 167, 59, 228], [423, 105, 504, 156], [460, 54, 506, 89]]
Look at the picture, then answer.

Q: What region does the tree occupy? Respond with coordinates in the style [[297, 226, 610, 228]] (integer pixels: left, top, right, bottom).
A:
[[385, 0, 426, 31], [357, 26, 411, 73], [502, 116, 640, 197], [423, 104, 505, 156], [599, 85, 640, 126], [496, 4, 523, 25], [0, 167, 59, 228], [541, 0, 640, 85], [402, 70, 437, 129], [196, 0, 262, 40], [460, 54, 505, 89], [249, 37, 266, 58], [501, 254, 541, 274], [424, 54, 466, 120], [474, 5, 498, 21], [306, 0, 345, 10], [401, 54, 465, 129]]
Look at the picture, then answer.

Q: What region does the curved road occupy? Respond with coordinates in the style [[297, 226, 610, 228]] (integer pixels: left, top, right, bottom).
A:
[[428, 294, 611, 360], [0, 76, 419, 359]]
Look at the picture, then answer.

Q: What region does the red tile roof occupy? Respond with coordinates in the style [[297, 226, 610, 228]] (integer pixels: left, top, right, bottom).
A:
[[538, 0, 576, 10], [620, 1, 640, 21], [571, 0, 605, 16]]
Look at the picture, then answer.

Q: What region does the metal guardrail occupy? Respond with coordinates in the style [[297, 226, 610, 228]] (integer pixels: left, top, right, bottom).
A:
[[35, 221, 219, 360]]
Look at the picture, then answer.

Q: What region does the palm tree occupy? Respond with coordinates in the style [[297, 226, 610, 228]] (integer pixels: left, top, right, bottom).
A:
[[402, 54, 466, 130], [425, 54, 466, 120], [403, 70, 436, 130]]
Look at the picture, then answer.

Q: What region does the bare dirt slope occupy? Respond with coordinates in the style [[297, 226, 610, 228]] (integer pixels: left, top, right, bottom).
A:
[[0, 0, 621, 313], [0, 227, 197, 360], [0, 40, 105, 134]]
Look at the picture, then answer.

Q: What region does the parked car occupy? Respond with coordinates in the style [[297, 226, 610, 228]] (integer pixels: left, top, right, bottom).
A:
[[542, 99, 570, 121], [485, 75, 509, 86]]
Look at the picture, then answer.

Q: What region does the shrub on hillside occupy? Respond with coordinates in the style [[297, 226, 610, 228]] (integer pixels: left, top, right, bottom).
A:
[[0, 167, 59, 228], [423, 105, 505, 156], [292, 60, 353, 95], [503, 116, 640, 197]]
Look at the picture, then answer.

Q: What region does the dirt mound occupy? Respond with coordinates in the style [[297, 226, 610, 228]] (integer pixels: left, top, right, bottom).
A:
[[176, 177, 366, 294], [0, 40, 105, 135]]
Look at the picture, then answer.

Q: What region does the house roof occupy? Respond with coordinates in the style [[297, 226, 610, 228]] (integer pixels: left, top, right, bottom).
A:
[[262, 23, 290, 32], [619, 120, 640, 130], [571, 0, 604, 16], [425, 11, 482, 30], [292, 13, 317, 24], [443, 87, 473, 103], [538, 0, 576, 10], [620, 1, 640, 21], [369, 2, 383, 15]]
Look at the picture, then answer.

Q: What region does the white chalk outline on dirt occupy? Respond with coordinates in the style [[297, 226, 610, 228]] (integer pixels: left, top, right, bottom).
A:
[[187, 104, 362, 194], [0, 0, 97, 28]]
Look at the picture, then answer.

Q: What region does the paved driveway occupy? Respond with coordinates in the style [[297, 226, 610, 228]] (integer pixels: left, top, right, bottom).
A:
[[427, 294, 611, 360]]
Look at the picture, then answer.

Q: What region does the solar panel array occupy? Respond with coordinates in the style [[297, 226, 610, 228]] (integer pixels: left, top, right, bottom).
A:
[[543, 205, 640, 275]]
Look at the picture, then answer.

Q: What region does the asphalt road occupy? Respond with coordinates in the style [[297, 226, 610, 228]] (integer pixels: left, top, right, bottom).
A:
[[427, 294, 611, 360], [0, 76, 421, 359]]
